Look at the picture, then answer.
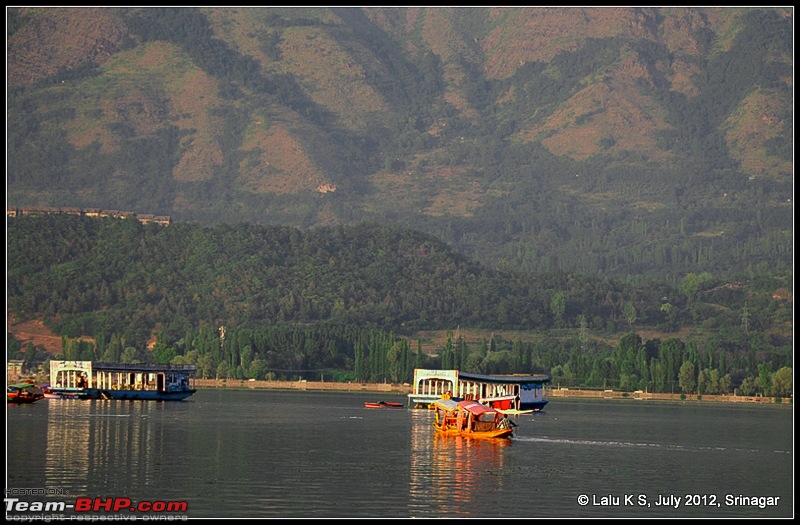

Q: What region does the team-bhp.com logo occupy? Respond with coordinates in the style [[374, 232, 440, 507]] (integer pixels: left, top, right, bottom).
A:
[[74, 498, 188, 513], [6, 497, 188, 513]]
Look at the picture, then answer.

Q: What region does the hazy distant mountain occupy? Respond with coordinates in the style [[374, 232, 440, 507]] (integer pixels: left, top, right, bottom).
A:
[[7, 7, 793, 278]]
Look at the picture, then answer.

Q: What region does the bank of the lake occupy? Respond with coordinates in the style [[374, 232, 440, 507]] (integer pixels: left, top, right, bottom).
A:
[[193, 378, 790, 406], [194, 378, 410, 394]]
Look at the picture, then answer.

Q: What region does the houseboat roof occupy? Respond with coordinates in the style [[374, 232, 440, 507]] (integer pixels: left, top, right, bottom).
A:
[[91, 362, 197, 373], [456, 371, 550, 385]]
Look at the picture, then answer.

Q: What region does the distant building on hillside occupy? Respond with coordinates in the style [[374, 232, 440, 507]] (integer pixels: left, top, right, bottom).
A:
[[7, 206, 171, 226]]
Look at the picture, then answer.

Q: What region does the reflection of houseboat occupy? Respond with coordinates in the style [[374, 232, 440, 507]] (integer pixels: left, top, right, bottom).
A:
[[50, 361, 197, 401], [408, 369, 549, 412], [432, 399, 514, 439]]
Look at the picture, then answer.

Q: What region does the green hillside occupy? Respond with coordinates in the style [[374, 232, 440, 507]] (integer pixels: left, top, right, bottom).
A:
[[6, 215, 793, 393]]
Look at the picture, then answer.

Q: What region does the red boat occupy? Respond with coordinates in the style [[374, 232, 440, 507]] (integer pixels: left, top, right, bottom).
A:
[[364, 401, 404, 409]]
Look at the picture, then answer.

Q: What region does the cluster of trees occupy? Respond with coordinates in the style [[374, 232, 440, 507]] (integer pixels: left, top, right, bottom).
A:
[[10, 323, 791, 398], [539, 331, 792, 397], [7, 215, 791, 397]]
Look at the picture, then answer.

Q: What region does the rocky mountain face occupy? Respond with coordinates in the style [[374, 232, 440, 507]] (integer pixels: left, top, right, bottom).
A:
[[7, 7, 793, 277]]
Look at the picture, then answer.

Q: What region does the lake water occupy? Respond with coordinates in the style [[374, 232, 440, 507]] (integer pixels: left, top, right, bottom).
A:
[[6, 390, 793, 518]]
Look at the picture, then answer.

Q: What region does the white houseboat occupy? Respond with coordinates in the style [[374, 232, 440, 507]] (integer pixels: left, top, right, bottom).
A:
[[407, 368, 549, 412], [50, 360, 197, 401]]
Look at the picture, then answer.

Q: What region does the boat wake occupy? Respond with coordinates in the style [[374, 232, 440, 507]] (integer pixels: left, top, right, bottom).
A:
[[512, 435, 791, 455]]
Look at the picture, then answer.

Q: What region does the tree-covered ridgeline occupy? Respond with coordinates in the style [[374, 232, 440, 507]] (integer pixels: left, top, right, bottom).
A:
[[7, 215, 792, 396], [8, 215, 792, 339]]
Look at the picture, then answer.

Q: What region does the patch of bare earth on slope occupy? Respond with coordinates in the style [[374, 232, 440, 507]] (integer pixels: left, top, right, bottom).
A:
[[8, 319, 69, 355], [7, 7, 126, 88]]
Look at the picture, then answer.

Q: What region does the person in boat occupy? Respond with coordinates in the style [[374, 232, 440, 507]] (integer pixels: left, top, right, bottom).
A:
[[442, 390, 452, 400], [498, 416, 517, 429]]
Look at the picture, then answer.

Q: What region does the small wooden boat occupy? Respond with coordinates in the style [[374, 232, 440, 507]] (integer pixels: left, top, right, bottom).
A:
[[7, 383, 44, 404], [41, 385, 80, 399], [432, 399, 514, 439], [364, 401, 404, 409]]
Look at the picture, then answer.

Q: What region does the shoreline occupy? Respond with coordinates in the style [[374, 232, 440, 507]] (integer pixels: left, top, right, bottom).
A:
[[195, 378, 410, 395], [193, 379, 791, 406]]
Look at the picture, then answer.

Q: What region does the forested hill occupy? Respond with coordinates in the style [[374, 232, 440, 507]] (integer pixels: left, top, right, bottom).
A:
[[7, 215, 792, 354], [6, 7, 794, 279]]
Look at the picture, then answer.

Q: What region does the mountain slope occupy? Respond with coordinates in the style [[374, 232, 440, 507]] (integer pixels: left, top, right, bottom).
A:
[[6, 7, 793, 278]]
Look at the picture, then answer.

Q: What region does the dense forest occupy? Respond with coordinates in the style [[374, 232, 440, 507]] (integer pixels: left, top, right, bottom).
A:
[[7, 215, 792, 397]]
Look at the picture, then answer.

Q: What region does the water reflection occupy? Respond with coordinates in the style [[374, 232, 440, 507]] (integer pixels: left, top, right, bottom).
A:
[[7, 392, 792, 518], [45, 399, 92, 494], [7, 402, 49, 490], [43, 399, 179, 500], [408, 408, 511, 517]]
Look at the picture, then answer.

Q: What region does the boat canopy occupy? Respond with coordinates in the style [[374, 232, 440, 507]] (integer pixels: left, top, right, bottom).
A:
[[433, 398, 459, 412], [8, 383, 38, 389], [458, 400, 498, 416]]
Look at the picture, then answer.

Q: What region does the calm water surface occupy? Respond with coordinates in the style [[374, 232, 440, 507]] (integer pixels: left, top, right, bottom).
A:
[[6, 389, 793, 518]]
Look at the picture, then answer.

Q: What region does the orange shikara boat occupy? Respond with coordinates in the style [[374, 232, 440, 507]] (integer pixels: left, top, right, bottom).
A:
[[432, 399, 514, 439]]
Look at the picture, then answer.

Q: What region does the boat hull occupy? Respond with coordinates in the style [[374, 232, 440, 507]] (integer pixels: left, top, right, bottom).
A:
[[84, 388, 197, 401], [44, 392, 80, 399], [433, 424, 513, 439], [365, 401, 404, 409], [49, 388, 98, 400]]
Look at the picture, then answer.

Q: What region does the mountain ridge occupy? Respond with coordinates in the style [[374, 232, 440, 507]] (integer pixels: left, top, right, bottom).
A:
[[7, 6, 793, 278]]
